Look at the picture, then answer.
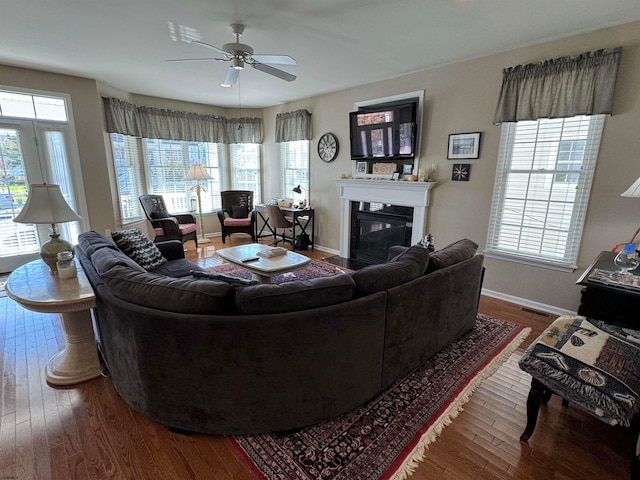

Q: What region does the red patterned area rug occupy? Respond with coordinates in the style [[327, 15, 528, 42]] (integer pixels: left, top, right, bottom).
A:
[[205, 258, 352, 283], [228, 314, 530, 480]]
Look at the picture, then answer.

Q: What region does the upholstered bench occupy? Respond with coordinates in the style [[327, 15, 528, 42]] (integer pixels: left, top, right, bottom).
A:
[[519, 315, 640, 474]]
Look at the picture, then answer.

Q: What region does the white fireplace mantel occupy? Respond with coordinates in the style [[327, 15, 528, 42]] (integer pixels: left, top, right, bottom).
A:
[[336, 178, 437, 258]]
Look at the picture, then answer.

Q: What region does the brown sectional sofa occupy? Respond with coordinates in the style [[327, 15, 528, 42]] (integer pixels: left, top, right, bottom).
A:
[[77, 231, 484, 435]]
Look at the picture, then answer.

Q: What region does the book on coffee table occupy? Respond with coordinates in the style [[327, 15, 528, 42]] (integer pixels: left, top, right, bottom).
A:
[[256, 247, 288, 258]]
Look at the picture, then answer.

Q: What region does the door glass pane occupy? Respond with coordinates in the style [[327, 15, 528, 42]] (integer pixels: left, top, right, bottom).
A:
[[0, 128, 39, 257]]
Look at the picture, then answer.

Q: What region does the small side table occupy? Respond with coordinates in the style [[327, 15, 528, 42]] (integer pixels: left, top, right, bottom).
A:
[[6, 259, 101, 386], [576, 250, 640, 328]]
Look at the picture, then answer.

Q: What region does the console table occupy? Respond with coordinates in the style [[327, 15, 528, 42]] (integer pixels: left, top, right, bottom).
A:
[[6, 259, 101, 386], [576, 250, 640, 328]]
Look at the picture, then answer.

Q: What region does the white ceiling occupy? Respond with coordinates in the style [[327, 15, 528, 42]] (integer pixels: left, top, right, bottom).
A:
[[3, 0, 640, 108]]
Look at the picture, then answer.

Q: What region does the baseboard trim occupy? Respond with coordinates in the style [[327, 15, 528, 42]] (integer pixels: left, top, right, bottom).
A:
[[481, 288, 576, 317]]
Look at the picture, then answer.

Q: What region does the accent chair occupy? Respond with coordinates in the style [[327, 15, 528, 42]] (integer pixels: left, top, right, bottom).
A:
[[217, 190, 256, 243], [139, 194, 198, 246]]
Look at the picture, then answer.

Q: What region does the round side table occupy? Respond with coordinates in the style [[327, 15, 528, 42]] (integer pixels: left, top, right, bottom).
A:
[[6, 259, 101, 386]]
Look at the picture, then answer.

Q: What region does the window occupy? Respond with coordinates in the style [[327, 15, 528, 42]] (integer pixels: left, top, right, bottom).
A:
[[111, 133, 144, 222], [0, 90, 68, 121], [486, 115, 604, 269], [280, 140, 309, 200], [143, 139, 223, 214], [230, 143, 261, 203]]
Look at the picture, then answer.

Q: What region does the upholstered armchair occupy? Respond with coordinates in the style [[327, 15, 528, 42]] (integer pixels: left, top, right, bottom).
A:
[[217, 190, 256, 243], [139, 194, 198, 246]]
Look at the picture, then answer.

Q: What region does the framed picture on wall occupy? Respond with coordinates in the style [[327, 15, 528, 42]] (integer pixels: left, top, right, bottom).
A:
[[447, 132, 481, 159]]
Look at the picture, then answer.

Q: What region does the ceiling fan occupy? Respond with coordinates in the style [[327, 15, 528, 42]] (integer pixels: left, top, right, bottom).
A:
[[167, 23, 296, 87]]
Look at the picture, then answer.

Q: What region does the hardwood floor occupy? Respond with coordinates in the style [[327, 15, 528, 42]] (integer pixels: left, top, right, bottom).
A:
[[0, 235, 632, 479]]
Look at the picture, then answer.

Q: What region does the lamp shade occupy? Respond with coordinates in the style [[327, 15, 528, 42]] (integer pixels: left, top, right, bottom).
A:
[[13, 184, 82, 224], [184, 164, 213, 181], [622, 176, 640, 198], [292, 185, 304, 195]]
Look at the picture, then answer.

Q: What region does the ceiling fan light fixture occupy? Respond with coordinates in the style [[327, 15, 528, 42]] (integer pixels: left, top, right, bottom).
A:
[[231, 57, 244, 70]]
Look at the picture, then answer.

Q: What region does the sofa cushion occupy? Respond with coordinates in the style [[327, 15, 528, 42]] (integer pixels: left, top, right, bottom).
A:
[[231, 204, 249, 218], [352, 245, 429, 297], [78, 231, 119, 257], [426, 238, 478, 273], [235, 275, 356, 314], [91, 246, 146, 275], [151, 258, 203, 278], [111, 228, 167, 271], [100, 265, 236, 314]]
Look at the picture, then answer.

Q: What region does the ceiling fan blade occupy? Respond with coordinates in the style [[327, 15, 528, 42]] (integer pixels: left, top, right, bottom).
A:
[[223, 67, 240, 86], [190, 40, 230, 57], [251, 54, 297, 66], [165, 57, 227, 63], [252, 63, 296, 82]]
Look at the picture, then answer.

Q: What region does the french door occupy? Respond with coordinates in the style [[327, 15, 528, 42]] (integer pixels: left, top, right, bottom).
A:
[[0, 120, 82, 272]]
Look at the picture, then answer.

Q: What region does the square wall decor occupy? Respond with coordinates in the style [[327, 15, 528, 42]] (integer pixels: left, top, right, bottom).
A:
[[452, 164, 471, 181]]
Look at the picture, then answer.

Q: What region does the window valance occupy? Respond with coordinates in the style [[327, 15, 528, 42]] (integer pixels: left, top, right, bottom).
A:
[[275, 109, 312, 142], [493, 47, 622, 124], [102, 97, 262, 144]]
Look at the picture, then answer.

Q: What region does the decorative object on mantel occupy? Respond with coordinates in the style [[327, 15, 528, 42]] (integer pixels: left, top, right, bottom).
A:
[[229, 314, 529, 480], [13, 183, 82, 274], [452, 164, 471, 181], [448, 132, 481, 159], [622, 175, 640, 243], [355, 161, 367, 175], [372, 162, 397, 175]]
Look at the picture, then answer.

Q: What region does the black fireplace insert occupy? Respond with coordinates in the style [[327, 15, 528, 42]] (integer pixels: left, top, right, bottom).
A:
[[349, 202, 413, 265]]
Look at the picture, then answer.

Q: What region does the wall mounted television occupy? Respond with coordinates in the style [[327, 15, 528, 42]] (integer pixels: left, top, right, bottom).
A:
[[349, 101, 417, 161]]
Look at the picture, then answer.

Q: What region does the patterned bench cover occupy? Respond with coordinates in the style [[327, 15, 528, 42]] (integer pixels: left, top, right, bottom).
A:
[[519, 315, 640, 427]]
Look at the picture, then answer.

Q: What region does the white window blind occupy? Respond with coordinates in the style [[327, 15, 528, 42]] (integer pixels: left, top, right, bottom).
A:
[[280, 140, 309, 200], [143, 139, 223, 213], [486, 115, 604, 269], [230, 143, 261, 203], [111, 133, 144, 223]]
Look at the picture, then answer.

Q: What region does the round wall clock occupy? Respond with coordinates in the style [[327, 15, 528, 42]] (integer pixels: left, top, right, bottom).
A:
[[318, 132, 339, 163]]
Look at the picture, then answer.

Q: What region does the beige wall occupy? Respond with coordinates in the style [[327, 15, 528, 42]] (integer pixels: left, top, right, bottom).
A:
[[2, 20, 640, 312], [262, 20, 640, 312]]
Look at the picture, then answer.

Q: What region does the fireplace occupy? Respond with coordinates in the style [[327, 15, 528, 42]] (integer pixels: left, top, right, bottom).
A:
[[336, 179, 436, 261], [350, 202, 413, 264]]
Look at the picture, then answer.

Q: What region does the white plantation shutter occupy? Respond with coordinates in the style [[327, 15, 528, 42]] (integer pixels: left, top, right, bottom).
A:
[[230, 143, 261, 203], [280, 140, 309, 200], [111, 133, 144, 223], [486, 115, 604, 269], [143, 139, 223, 213]]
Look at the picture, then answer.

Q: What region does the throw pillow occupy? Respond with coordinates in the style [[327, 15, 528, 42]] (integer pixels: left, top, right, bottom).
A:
[[231, 205, 249, 218], [111, 228, 167, 271]]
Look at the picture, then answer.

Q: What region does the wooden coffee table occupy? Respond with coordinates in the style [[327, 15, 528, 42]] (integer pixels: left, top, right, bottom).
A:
[[217, 243, 310, 283]]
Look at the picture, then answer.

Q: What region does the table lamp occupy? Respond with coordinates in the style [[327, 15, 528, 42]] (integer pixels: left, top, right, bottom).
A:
[[622, 176, 640, 243], [184, 164, 213, 244], [292, 184, 307, 207], [13, 183, 82, 274]]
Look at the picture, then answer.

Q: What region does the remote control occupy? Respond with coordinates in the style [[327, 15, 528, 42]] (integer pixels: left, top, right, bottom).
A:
[[241, 257, 260, 263]]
